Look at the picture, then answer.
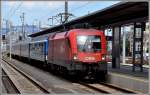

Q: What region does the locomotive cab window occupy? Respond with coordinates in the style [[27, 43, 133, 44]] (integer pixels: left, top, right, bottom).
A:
[[76, 35, 101, 52]]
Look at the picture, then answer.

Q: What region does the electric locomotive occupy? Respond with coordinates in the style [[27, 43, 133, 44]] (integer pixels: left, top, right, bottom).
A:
[[48, 29, 107, 78], [8, 28, 107, 79]]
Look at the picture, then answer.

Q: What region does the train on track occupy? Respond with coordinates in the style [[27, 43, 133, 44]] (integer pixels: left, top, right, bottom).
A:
[[7, 29, 107, 79]]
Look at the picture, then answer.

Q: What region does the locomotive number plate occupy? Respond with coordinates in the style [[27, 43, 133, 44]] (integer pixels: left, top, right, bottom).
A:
[[85, 57, 95, 60]]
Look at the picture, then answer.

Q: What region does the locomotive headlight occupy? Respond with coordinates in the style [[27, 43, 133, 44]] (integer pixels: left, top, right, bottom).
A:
[[102, 55, 106, 61], [73, 55, 78, 60]]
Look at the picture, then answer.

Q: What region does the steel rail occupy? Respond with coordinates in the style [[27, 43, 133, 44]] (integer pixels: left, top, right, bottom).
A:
[[99, 82, 137, 94], [79, 82, 110, 94], [2, 59, 50, 94], [79, 82, 138, 94], [2, 69, 21, 94]]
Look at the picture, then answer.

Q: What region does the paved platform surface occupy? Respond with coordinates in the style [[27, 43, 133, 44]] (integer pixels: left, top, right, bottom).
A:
[[108, 63, 148, 79], [107, 63, 148, 93]]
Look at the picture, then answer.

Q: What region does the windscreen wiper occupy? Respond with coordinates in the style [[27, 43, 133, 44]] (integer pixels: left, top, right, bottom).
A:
[[82, 36, 89, 52]]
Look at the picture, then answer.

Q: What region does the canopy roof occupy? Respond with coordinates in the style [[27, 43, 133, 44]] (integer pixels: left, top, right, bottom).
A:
[[29, 2, 148, 37]]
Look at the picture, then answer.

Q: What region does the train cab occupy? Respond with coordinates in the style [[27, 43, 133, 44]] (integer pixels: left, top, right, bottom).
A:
[[67, 29, 107, 75]]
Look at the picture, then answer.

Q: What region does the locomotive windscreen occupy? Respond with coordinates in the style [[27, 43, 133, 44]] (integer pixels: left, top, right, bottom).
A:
[[76, 35, 101, 52]]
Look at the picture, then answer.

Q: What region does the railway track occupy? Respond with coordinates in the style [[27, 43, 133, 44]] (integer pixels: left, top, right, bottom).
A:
[[2, 56, 141, 94], [78, 82, 138, 94], [2, 69, 20, 94], [2, 59, 50, 94]]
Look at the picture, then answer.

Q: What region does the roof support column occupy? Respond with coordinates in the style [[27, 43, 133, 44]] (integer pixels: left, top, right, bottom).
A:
[[122, 26, 126, 65], [112, 26, 121, 68], [132, 22, 145, 72]]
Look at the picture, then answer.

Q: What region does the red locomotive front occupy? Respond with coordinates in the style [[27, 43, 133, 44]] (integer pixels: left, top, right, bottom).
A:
[[48, 29, 107, 79], [69, 29, 106, 62], [68, 29, 107, 78]]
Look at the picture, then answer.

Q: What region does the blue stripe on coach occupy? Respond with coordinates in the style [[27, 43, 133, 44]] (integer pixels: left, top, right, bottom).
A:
[[44, 39, 48, 55]]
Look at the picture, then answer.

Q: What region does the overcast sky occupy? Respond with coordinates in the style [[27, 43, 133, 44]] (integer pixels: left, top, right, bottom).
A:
[[2, 1, 120, 27]]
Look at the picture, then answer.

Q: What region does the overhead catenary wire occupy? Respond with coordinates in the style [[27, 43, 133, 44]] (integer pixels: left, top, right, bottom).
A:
[[39, 4, 64, 20], [7, 2, 16, 18], [51, 1, 91, 25], [69, 1, 91, 12], [8, 1, 23, 19], [39, 6, 64, 27], [45, 1, 90, 26], [6, 1, 23, 60]]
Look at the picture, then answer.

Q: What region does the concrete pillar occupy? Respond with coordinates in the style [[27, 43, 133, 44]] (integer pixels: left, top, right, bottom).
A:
[[122, 27, 126, 65], [112, 26, 121, 68]]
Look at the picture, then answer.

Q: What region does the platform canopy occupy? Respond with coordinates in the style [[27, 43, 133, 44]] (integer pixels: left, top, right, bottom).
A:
[[29, 2, 148, 37]]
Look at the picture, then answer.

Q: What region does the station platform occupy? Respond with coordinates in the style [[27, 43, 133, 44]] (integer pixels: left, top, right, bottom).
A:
[[107, 63, 148, 79], [107, 63, 148, 93]]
